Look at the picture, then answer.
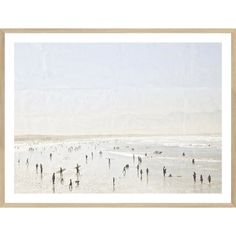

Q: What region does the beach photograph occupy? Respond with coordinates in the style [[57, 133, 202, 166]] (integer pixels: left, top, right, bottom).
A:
[[14, 42, 222, 194]]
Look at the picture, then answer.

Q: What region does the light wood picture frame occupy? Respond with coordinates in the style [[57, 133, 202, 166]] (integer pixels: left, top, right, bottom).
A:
[[0, 29, 235, 207]]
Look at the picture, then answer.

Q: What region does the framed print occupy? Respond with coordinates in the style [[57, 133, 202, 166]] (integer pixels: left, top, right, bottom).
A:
[[0, 29, 235, 207]]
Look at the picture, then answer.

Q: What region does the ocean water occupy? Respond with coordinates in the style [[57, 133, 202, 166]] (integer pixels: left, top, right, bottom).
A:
[[14, 135, 221, 193]]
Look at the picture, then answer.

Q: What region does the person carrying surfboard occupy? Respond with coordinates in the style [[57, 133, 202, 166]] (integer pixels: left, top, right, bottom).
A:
[[75, 164, 80, 174]]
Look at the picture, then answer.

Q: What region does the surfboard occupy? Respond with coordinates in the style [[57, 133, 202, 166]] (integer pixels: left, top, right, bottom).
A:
[[56, 168, 66, 174], [74, 165, 81, 169]]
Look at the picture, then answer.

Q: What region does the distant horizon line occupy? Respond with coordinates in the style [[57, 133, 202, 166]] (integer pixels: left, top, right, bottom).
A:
[[14, 133, 222, 138]]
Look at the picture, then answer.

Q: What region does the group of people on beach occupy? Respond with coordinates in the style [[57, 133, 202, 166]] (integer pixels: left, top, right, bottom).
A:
[[191, 158, 212, 183], [161, 157, 212, 184], [35, 163, 43, 174], [19, 144, 214, 193], [50, 163, 81, 191], [193, 171, 211, 184]]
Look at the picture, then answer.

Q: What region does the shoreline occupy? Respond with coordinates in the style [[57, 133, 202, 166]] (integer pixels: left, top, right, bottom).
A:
[[14, 133, 222, 142]]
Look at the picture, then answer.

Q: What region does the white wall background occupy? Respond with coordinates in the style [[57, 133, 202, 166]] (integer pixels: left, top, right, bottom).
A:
[[0, 1, 236, 236]]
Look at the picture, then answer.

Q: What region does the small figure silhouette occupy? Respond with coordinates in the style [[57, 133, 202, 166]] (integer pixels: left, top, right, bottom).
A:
[[200, 174, 203, 183], [193, 172, 196, 182], [208, 174, 211, 183], [40, 164, 43, 174], [52, 173, 55, 185], [69, 179, 73, 191], [163, 166, 167, 177]]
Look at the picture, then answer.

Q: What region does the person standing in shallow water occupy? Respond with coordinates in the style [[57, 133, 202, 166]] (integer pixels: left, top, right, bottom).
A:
[[193, 172, 196, 182], [112, 177, 115, 191], [40, 164, 43, 174], [140, 169, 143, 179], [163, 166, 167, 177], [208, 174, 211, 183], [69, 179, 73, 191], [200, 174, 203, 183], [136, 164, 139, 176], [52, 173, 55, 185]]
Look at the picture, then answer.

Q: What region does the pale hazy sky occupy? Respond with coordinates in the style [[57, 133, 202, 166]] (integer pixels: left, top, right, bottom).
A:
[[14, 43, 222, 135]]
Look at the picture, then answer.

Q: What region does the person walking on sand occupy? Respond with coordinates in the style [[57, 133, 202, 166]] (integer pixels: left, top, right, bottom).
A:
[[200, 174, 203, 183], [69, 179, 73, 191], [163, 166, 167, 177], [140, 169, 143, 179], [192, 158, 195, 164], [108, 158, 111, 169], [208, 174, 211, 183], [26, 158, 29, 165], [146, 168, 149, 176], [193, 172, 196, 182], [85, 155, 88, 164], [52, 173, 55, 185], [40, 164, 43, 174], [59, 167, 63, 178], [36, 163, 38, 173], [133, 154, 135, 163]]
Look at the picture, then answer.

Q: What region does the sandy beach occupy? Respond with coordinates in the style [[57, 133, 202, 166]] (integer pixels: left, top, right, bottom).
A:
[[14, 135, 221, 193]]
